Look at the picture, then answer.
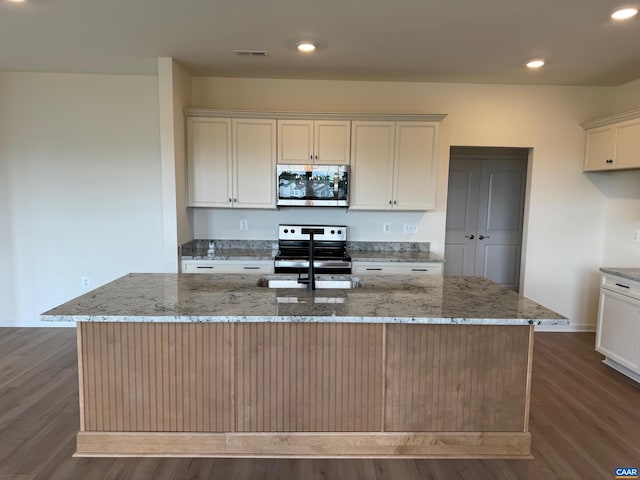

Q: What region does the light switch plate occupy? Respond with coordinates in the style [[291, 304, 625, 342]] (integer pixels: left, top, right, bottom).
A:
[[383, 223, 391, 233]]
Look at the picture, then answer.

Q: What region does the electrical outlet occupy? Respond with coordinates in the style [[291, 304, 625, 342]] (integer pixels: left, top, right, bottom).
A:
[[403, 223, 418, 234], [81, 276, 90, 288], [240, 220, 248, 231], [383, 222, 391, 233], [633, 230, 640, 243]]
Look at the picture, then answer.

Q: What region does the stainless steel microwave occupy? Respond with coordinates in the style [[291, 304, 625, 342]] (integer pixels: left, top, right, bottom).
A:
[[276, 164, 349, 207]]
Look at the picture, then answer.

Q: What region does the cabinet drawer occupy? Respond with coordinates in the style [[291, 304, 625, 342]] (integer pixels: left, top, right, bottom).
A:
[[182, 260, 274, 274], [602, 274, 640, 300], [353, 261, 443, 275]]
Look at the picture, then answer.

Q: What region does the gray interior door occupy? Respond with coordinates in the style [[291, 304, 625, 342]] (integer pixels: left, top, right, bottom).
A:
[[445, 148, 528, 291]]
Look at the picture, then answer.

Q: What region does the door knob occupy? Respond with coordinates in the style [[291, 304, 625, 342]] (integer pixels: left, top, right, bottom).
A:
[[478, 235, 490, 240], [465, 234, 475, 239]]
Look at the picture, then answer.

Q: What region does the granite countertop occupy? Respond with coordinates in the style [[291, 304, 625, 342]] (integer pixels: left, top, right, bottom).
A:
[[600, 268, 640, 283], [41, 273, 567, 326]]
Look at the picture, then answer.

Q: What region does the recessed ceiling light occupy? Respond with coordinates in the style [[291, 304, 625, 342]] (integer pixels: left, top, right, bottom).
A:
[[526, 59, 545, 69], [610, 5, 639, 20], [296, 42, 317, 53], [6, 0, 27, 3]]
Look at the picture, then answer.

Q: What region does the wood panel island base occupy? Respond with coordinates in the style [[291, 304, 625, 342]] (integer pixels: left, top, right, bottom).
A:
[[42, 273, 567, 459]]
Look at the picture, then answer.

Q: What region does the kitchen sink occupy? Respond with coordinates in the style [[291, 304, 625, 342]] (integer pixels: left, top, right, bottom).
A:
[[257, 276, 362, 289]]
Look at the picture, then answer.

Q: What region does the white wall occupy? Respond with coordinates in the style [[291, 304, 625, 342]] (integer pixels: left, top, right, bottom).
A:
[[191, 77, 616, 329], [601, 171, 640, 267], [614, 78, 640, 113], [0, 72, 164, 326], [158, 58, 193, 273]]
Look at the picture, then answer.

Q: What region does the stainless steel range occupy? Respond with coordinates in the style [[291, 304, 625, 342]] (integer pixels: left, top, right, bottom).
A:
[[274, 224, 352, 274]]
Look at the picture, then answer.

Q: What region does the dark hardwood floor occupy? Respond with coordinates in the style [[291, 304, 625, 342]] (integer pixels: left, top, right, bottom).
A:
[[0, 328, 638, 479]]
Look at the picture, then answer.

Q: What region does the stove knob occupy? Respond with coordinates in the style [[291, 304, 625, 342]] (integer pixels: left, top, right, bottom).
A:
[[331, 229, 335, 234], [284, 229, 288, 233], [291, 228, 295, 234], [337, 229, 342, 235]]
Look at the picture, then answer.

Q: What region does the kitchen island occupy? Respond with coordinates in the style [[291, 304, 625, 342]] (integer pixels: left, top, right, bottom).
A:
[[42, 273, 567, 459]]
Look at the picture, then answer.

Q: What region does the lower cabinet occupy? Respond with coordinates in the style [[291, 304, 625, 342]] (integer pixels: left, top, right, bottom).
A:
[[353, 261, 443, 275], [596, 274, 640, 380], [181, 259, 274, 274]]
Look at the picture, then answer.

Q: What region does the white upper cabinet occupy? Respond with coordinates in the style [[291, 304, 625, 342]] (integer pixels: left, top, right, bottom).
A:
[[187, 117, 232, 208], [350, 121, 438, 210], [615, 119, 640, 170], [278, 119, 351, 165], [232, 118, 277, 208], [583, 110, 640, 171], [393, 122, 437, 210], [186, 117, 276, 209]]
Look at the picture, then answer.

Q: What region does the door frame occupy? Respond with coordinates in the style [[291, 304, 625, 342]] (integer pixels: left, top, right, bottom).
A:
[[444, 146, 533, 293]]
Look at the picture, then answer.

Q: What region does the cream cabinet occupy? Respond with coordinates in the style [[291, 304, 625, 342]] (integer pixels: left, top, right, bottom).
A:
[[596, 273, 640, 382], [352, 261, 443, 275], [187, 117, 232, 207], [187, 117, 277, 208], [350, 121, 438, 210], [182, 259, 274, 274], [277, 119, 350, 165], [583, 111, 640, 171]]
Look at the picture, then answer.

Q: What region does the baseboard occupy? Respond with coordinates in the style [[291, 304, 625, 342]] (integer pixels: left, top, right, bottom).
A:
[[603, 358, 640, 383], [0, 321, 75, 328], [535, 324, 595, 333]]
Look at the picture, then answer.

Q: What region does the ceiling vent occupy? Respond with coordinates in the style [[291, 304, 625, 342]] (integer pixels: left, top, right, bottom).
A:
[[233, 50, 269, 56]]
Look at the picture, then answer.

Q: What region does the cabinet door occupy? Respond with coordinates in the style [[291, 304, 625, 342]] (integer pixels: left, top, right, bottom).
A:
[[614, 119, 640, 170], [314, 120, 351, 165], [393, 122, 437, 210], [232, 119, 277, 209], [187, 117, 232, 207], [349, 121, 395, 210], [583, 126, 616, 171], [596, 288, 640, 373], [277, 120, 314, 164]]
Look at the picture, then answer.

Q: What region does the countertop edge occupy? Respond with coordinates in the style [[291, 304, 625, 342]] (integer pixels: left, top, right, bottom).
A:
[[600, 268, 640, 283], [40, 314, 568, 326]]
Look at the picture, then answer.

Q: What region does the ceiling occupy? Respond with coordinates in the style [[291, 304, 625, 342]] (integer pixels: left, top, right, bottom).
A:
[[1, 0, 640, 86]]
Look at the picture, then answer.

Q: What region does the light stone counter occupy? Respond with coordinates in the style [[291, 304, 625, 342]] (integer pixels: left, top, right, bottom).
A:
[[41, 273, 567, 326], [600, 267, 640, 283]]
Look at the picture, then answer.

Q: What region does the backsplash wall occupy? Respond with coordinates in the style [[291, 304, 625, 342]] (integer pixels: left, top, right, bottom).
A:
[[192, 207, 443, 254]]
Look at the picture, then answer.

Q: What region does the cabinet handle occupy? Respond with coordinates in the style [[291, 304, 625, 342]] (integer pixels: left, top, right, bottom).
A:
[[394, 200, 397, 205], [243, 266, 260, 270], [606, 159, 614, 164], [465, 234, 475, 239], [233, 198, 237, 203], [389, 200, 392, 205], [315, 155, 318, 160], [366, 268, 383, 271], [228, 198, 232, 203], [478, 235, 490, 240], [310, 154, 313, 160], [615, 283, 630, 289], [411, 268, 428, 272], [196, 266, 214, 269]]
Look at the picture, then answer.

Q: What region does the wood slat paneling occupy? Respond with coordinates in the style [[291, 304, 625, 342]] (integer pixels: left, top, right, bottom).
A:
[[385, 324, 531, 432], [80, 323, 234, 433], [235, 323, 384, 432]]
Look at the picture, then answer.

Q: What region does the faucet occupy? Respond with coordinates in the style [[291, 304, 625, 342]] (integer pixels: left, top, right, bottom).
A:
[[300, 227, 324, 291]]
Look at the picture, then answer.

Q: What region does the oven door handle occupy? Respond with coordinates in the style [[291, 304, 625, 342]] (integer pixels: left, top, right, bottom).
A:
[[274, 260, 352, 269]]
